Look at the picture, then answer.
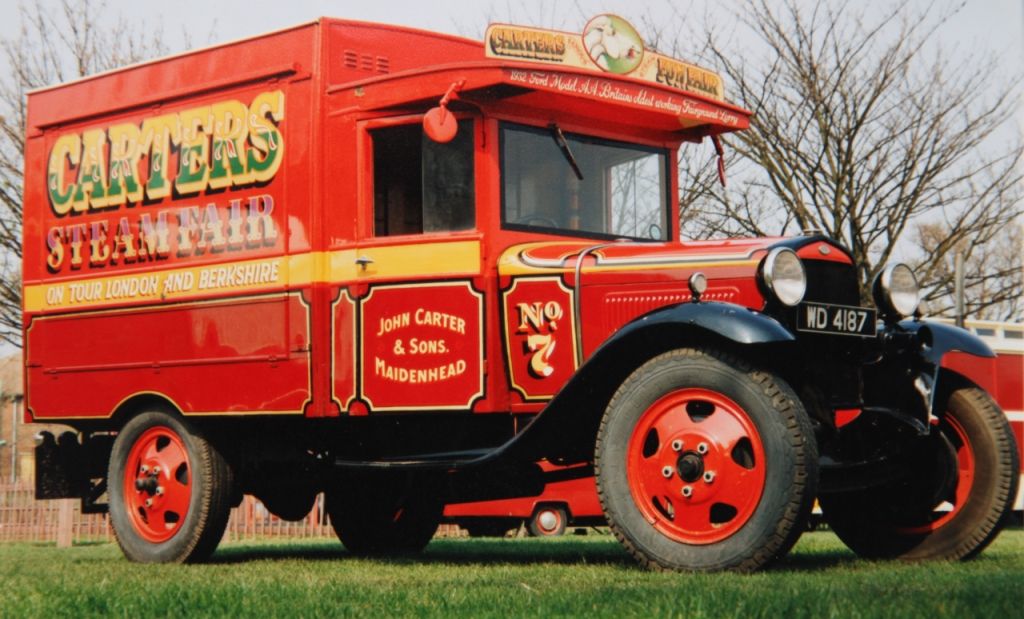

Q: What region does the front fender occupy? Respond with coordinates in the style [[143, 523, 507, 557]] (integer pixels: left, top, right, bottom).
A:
[[896, 319, 995, 364], [497, 302, 795, 463], [866, 320, 995, 425], [608, 301, 796, 347]]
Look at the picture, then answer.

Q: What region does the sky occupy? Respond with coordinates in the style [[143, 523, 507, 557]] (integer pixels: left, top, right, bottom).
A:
[[0, 0, 1020, 70], [0, 0, 1018, 122]]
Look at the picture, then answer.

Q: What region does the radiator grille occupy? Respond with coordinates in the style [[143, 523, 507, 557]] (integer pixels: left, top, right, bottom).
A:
[[802, 260, 861, 306]]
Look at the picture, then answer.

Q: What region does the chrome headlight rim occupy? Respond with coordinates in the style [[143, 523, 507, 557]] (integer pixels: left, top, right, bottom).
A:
[[688, 272, 708, 299], [873, 263, 920, 318], [762, 247, 807, 307]]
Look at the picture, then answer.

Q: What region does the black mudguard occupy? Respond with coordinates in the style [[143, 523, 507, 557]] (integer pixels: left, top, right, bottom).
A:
[[865, 319, 995, 426], [497, 301, 796, 463], [606, 301, 796, 346], [897, 319, 995, 365]]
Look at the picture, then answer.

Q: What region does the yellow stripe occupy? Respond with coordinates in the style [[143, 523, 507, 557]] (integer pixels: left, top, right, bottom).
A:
[[24, 240, 482, 313], [498, 258, 758, 277], [25, 255, 292, 313], [340, 240, 481, 280]]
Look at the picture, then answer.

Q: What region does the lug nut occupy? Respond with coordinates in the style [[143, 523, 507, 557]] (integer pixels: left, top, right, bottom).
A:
[[697, 442, 709, 454], [144, 498, 153, 508], [156, 486, 164, 495], [152, 466, 161, 474], [661, 466, 673, 478], [681, 486, 693, 498], [140, 465, 149, 474], [671, 439, 684, 452], [703, 471, 715, 484]]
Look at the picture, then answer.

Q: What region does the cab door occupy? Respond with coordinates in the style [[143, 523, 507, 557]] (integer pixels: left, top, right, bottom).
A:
[[352, 115, 486, 412]]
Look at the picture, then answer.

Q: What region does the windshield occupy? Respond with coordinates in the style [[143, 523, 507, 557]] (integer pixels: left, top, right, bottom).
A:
[[500, 123, 668, 241]]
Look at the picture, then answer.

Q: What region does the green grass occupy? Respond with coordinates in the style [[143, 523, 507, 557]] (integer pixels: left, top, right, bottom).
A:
[[0, 529, 1021, 618]]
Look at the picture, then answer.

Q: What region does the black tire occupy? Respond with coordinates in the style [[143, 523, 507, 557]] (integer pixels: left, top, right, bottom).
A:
[[325, 473, 442, 555], [254, 484, 318, 522], [108, 410, 233, 563], [820, 386, 1019, 560], [527, 506, 568, 537], [595, 347, 817, 572]]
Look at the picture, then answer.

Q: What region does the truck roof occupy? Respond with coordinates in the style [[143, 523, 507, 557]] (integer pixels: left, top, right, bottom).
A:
[[27, 17, 748, 139], [26, 18, 481, 131]]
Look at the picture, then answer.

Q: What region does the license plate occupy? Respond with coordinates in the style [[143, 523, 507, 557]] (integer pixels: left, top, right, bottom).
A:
[[797, 303, 876, 337]]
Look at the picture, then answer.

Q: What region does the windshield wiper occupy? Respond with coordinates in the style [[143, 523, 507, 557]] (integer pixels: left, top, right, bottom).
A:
[[548, 123, 584, 181]]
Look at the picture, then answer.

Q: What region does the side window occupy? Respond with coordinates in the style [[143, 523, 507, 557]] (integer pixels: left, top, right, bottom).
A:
[[372, 119, 474, 236]]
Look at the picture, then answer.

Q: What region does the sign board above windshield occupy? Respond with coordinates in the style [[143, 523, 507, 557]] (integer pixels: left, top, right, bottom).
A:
[[485, 14, 725, 102]]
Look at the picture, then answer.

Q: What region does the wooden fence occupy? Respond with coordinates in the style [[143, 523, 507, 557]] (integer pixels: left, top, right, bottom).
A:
[[0, 483, 463, 545]]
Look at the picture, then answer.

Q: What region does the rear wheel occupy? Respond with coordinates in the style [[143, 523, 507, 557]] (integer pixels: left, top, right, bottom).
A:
[[108, 411, 233, 563], [325, 473, 442, 555], [528, 505, 567, 537], [596, 348, 817, 572], [820, 386, 1019, 560], [254, 481, 318, 522]]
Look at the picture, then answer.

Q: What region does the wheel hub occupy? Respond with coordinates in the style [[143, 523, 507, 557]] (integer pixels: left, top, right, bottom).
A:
[[134, 471, 159, 493], [537, 510, 559, 531], [677, 452, 705, 483]]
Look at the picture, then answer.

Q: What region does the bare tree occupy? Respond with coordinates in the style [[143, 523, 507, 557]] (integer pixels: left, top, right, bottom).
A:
[[670, 0, 1023, 313], [0, 0, 170, 347], [917, 221, 1022, 321]]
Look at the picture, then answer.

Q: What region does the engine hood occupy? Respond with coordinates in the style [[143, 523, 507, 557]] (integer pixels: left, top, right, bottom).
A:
[[498, 236, 851, 277]]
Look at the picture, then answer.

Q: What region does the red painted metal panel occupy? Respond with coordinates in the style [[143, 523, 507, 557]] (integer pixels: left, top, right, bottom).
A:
[[26, 25, 318, 131], [994, 353, 1023, 412], [942, 352, 998, 398], [26, 294, 310, 418], [359, 282, 484, 411], [445, 466, 602, 520]]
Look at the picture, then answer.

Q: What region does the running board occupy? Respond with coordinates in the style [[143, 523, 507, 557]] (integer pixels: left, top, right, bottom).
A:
[[333, 448, 495, 470]]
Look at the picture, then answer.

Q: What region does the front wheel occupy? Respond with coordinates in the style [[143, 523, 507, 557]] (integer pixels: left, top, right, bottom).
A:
[[820, 386, 1019, 560], [108, 411, 233, 563], [596, 348, 817, 572]]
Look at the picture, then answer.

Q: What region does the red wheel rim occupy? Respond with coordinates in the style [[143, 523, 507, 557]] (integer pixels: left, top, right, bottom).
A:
[[123, 426, 191, 543], [626, 388, 766, 544], [899, 415, 975, 534]]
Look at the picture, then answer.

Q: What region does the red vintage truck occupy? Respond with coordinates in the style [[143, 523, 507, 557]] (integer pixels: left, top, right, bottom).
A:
[[23, 15, 1019, 570]]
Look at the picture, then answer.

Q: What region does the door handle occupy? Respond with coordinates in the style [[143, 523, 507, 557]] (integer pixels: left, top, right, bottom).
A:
[[355, 255, 375, 270]]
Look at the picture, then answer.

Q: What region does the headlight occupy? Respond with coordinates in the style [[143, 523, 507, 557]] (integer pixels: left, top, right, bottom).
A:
[[873, 263, 920, 318], [761, 248, 806, 306], [688, 272, 708, 299]]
